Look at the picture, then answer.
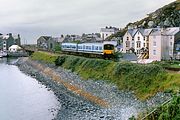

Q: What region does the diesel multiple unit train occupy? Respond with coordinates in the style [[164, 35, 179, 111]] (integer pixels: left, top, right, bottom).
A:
[[61, 41, 117, 58]]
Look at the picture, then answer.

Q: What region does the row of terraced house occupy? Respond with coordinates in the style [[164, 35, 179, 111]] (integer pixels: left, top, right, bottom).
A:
[[0, 33, 21, 52], [123, 27, 180, 61]]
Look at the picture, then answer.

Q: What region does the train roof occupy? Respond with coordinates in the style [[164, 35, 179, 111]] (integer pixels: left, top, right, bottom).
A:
[[61, 43, 77, 45]]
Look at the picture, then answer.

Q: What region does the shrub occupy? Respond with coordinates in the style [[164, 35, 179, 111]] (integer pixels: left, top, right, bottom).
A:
[[55, 56, 66, 66]]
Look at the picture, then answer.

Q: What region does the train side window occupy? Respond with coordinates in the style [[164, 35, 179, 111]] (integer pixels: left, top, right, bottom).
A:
[[72, 45, 75, 49], [78, 46, 82, 49], [99, 47, 102, 50], [86, 46, 88, 49], [83, 45, 85, 49], [95, 46, 98, 50], [92, 45, 94, 50]]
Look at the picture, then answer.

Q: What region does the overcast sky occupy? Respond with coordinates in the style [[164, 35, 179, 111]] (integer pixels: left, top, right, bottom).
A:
[[0, 0, 175, 44]]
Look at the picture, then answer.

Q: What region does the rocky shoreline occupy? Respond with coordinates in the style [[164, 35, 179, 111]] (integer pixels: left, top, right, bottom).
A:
[[16, 57, 172, 120]]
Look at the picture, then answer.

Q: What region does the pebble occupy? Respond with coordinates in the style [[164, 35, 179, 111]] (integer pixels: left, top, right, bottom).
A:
[[16, 58, 172, 120]]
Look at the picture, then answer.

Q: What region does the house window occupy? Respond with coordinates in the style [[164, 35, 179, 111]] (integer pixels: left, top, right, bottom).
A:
[[127, 37, 129, 41], [170, 42, 173, 46], [170, 36, 172, 39], [106, 34, 108, 36], [147, 37, 149, 41], [153, 41, 156, 47], [144, 37, 146, 41], [144, 43, 146, 47], [147, 43, 149, 48], [153, 50, 156, 55], [137, 50, 141, 54], [132, 43, 135, 47], [138, 37, 140, 40], [132, 37, 134, 41], [137, 42, 141, 48], [126, 41, 130, 47], [169, 50, 173, 55]]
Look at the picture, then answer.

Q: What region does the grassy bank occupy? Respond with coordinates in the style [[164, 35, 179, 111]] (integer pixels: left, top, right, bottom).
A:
[[31, 51, 180, 100], [136, 95, 180, 120]]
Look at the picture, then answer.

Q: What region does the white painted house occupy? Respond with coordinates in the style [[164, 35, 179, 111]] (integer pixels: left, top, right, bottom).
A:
[[123, 27, 180, 62], [123, 28, 152, 57], [100, 27, 118, 40], [123, 29, 138, 53], [9, 45, 22, 52]]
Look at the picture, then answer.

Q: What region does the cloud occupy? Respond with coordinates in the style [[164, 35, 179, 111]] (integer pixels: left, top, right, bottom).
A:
[[0, 0, 175, 43]]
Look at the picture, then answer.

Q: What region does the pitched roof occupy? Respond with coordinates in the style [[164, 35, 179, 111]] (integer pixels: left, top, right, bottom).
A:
[[142, 29, 153, 36], [3, 35, 10, 39], [41, 36, 51, 41], [150, 28, 162, 36], [100, 28, 116, 32], [127, 29, 138, 37], [52, 37, 65, 43], [164, 27, 180, 35], [150, 27, 180, 36]]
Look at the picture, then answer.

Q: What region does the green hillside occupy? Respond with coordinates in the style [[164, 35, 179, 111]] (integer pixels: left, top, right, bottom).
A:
[[108, 0, 180, 39]]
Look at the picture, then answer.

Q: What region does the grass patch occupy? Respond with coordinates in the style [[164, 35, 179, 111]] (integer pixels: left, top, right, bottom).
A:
[[31, 51, 59, 64], [31, 52, 180, 100], [137, 95, 180, 120]]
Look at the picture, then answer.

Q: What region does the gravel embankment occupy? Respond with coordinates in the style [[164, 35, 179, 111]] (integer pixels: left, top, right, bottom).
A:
[[16, 58, 172, 120]]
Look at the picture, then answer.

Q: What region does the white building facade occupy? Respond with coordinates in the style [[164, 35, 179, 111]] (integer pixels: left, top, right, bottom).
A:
[[100, 27, 118, 40], [123, 29, 152, 57], [123, 27, 180, 61], [149, 27, 180, 61]]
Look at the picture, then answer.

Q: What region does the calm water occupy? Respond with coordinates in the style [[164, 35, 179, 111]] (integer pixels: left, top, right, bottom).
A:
[[0, 58, 59, 120]]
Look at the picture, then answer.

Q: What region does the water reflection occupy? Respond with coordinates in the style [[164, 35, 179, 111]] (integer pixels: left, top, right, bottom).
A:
[[0, 58, 59, 120]]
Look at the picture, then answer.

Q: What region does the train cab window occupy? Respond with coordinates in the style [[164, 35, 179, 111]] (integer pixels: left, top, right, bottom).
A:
[[104, 44, 114, 50]]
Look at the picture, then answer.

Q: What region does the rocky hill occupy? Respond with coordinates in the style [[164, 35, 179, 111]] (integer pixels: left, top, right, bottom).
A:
[[108, 0, 180, 39]]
